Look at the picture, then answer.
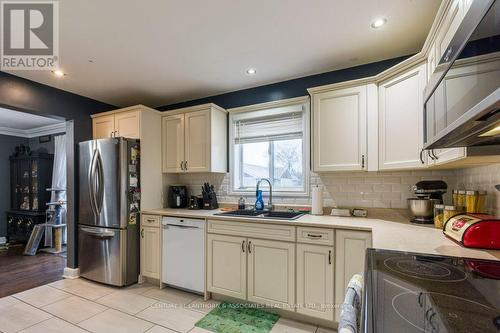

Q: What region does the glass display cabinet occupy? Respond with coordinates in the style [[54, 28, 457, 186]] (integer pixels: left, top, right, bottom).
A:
[[7, 150, 53, 243]]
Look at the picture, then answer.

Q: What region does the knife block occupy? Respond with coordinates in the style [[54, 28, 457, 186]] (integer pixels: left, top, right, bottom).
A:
[[203, 193, 219, 210]]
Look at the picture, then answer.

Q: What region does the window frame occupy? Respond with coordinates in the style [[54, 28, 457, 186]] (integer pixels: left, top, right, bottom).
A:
[[228, 97, 310, 197]]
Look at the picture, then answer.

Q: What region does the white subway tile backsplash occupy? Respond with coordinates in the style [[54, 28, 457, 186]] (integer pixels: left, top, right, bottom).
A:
[[456, 163, 500, 216], [162, 164, 498, 214]]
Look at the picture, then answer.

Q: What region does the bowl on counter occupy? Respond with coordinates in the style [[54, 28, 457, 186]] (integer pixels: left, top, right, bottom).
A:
[[407, 198, 441, 224]]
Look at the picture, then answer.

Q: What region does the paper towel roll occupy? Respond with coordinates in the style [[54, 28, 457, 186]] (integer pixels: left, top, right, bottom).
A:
[[312, 185, 323, 215]]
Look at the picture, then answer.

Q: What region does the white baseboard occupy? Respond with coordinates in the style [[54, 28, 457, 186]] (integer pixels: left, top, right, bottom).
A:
[[0, 237, 6, 244], [63, 267, 80, 279]]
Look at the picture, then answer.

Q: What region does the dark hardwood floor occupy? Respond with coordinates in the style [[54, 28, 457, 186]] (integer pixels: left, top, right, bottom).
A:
[[0, 244, 66, 298]]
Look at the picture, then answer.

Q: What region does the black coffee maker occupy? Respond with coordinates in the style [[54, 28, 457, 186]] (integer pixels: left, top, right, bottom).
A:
[[168, 185, 188, 208]]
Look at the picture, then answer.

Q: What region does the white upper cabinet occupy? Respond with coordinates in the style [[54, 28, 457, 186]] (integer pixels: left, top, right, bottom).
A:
[[114, 110, 141, 139], [311, 85, 369, 172], [434, 0, 466, 64], [92, 114, 115, 139], [92, 110, 140, 139], [91, 105, 163, 210], [162, 104, 227, 174], [184, 110, 211, 172], [378, 63, 427, 170], [162, 115, 184, 173]]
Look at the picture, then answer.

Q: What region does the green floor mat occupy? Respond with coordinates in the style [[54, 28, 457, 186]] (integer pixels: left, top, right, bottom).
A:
[[195, 302, 280, 333]]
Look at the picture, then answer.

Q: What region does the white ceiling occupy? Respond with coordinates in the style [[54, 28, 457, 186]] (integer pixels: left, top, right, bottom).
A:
[[0, 107, 65, 137], [6, 0, 441, 108]]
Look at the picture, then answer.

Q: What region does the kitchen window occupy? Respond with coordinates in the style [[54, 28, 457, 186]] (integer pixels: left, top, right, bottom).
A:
[[229, 98, 310, 196]]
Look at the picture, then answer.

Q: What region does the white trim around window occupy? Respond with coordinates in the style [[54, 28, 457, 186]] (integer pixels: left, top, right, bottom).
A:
[[228, 96, 310, 197]]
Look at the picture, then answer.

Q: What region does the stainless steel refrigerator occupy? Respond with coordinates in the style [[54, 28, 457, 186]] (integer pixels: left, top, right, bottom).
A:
[[78, 138, 140, 286]]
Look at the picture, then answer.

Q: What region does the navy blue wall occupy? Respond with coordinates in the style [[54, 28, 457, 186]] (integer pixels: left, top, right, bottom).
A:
[[158, 55, 411, 111]]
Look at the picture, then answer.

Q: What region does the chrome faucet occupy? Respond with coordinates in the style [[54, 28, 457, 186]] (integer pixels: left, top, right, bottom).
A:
[[256, 178, 273, 211]]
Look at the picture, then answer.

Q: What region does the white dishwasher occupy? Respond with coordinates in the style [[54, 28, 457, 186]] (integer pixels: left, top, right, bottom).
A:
[[162, 217, 205, 294]]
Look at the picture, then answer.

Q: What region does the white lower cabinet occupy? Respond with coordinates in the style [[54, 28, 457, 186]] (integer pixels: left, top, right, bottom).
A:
[[207, 223, 371, 323], [296, 244, 334, 321], [140, 226, 161, 279], [207, 233, 295, 308], [334, 230, 372, 320], [207, 234, 247, 299], [247, 239, 295, 308]]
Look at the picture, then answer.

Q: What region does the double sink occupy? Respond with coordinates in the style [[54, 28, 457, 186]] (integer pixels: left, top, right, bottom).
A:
[[215, 209, 304, 220]]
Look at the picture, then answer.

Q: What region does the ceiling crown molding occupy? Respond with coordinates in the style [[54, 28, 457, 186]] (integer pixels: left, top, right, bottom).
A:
[[0, 122, 66, 138]]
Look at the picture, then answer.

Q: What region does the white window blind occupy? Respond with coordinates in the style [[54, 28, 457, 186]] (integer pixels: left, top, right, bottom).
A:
[[233, 105, 304, 144]]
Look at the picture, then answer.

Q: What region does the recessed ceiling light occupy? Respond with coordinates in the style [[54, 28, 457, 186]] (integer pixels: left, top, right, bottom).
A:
[[246, 68, 256, 75], [371, 18, 387, 29], [52, 70, 66, 77]]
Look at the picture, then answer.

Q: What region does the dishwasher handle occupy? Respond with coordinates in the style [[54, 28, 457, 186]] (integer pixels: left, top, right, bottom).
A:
[[164, 224, 201, 229]]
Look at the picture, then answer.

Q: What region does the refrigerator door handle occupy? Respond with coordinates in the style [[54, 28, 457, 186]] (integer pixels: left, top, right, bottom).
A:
[[80, 227, 116, 238], [88, 149, 98, 217], [95, 149, 105, 214]]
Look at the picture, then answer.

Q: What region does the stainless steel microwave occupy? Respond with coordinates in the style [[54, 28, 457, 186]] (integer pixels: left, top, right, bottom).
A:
[[424, 0, 500, 149]]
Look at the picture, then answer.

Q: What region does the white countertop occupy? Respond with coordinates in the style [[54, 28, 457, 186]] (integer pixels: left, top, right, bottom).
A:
[[142, 208, 500, 261]]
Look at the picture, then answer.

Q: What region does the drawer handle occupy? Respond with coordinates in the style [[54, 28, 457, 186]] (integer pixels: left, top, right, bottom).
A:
[[242, 240, 246, 253], [307, 233, 322, 239], [146, 219, 155, 223], [248, 241, 252, 253], [141, 229, 144, 238], [328, 250, 331, 265]]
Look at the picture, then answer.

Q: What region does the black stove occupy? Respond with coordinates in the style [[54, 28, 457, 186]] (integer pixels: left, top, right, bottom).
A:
[[364, 249, 500, 333]]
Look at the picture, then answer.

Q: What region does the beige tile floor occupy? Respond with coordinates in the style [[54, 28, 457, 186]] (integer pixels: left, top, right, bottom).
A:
[[0, 278, 337, 333]]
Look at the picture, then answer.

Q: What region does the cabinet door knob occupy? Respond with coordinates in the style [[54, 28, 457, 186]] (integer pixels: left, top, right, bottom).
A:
[[110, 131, 114, 137]]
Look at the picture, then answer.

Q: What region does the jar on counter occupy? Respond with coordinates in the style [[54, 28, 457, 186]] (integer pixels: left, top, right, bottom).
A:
[[477, 191, 487, 214], [452, 190, 459, 207], [466, 190, 479, 213], [434, 204, 445, 229], [465, 190, 488, 213], [457, 190, 466, 208], [444, 205, 465, 222]]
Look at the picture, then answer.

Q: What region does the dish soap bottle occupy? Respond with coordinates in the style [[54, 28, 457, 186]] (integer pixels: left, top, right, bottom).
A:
[[255, 190, 264, 211]]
